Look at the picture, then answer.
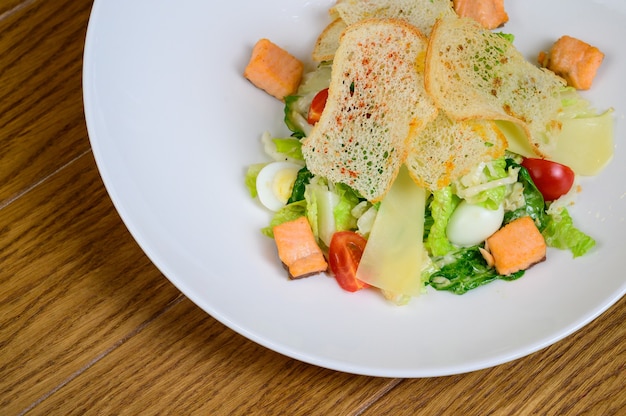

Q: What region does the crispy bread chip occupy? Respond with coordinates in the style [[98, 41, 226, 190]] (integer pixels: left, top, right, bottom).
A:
[[312, 18, 347, 62], [425, 16, 566, 157], [301, 19, 438, 201], [330, 0, 455, 36], [406, 113, 508, 190]]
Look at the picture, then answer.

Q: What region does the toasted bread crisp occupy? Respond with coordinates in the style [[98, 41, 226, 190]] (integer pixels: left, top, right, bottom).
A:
[[425, 16, 566, 157], [330, 0, 455, 36], [312, 18, 347, 62], [406, 113, 508, 190], [301, 19, 438, 201]]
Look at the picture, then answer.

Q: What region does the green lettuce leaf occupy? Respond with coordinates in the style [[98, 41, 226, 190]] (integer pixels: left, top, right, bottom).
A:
[[425, 187, 459, 256], [503, 159, 548, 230], [283, 62, 332, 139], [303, 179, 361, 246], [261, 200, 307, 238], [542, 207, 596, 257], [287, 167, 313, 204], [333, 183, 362, 232], [428, 246, 524, 295], [273, 138, 303, 161], [504, 160, 595, 257], [245, 163, 267, 198], [453, 158, 517, 209], [283, 95, 310, 139]]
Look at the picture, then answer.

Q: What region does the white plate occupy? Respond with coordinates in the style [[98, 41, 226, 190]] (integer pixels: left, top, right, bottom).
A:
[[83, 0, 626, 377]]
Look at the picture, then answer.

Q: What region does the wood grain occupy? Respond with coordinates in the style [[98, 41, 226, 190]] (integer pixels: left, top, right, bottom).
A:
[[0, 154, 182, 413], [361, 296, 626, 416], [0, 0, 32, 19], [30, 297, 400, 415], [0, 0, 94, 207]]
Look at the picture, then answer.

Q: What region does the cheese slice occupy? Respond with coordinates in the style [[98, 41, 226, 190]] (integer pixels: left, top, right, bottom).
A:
[[356, 167, 427, 297], [550, 110, 614, 176]]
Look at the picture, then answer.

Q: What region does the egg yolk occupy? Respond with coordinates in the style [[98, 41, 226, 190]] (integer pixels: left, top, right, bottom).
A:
[[272, 169, 299, 204]]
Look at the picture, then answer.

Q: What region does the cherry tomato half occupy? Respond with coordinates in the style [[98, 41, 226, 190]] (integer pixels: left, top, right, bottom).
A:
[[521, 158, 575, 202], [328, 231, 369, 292], [306, 88, 329, 125]]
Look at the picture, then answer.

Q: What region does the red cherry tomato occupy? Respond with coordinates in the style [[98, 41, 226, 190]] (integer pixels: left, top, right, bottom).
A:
[[521, 158, 575, 201], [306, 88, 329, 125], [328, 231, 369, 292]]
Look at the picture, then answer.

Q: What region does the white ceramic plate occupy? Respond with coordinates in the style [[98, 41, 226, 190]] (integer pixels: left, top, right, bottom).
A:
[[83, 0, 626, 377]]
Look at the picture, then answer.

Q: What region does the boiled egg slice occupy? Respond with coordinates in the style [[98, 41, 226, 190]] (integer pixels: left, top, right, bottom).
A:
[[256, 161, 302, 211], [446, 201, 504, 247]]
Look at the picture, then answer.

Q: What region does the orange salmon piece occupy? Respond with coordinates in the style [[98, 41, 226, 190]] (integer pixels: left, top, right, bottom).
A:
[[486, 216, 547, 276], [244, 38, 304, 101], [272, 217, 328, 279], [453, 0, 509, 29], [538, 35, 604, 90]]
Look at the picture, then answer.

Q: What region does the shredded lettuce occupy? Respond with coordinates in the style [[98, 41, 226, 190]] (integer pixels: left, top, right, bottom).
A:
[[355, 204, 377, 237], [504, 159, 595, 257], [428, 246, 524, 295], [297, 61, 332, 94], [272, 137, 303, 161], [453, 158, 519, 209], [425, 187, 458, 256], [261, 200, 307, 238], [542, 207, 596, 257], [261, 132, 304, 164], [333, 183, 362, 232], [283, 62, 332, 139], [283, 95, 311, 138], [287, 167, 313, 204], [503, 159, 548, 230], [245, 163, 267, 198], [304, 178, 362, 247]]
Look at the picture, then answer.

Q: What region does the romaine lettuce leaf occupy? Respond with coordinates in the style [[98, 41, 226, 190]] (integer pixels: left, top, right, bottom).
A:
[[453, 158, 518, 209], [245, 163, 267, 198], [425, 187, 458, 256], [287, 167, 313, 204], [283, 62, 332, 139], [261, 200, 307, 238], [428, 246, 524, 294], [304, 179, 361, 246], [283, 95, 311, 139], [542, 207, 596, 257], [333, 183, 362, 232], [504, 159, 595, 257], [273, 137, 304, 161], [503, 159, 548, 230]]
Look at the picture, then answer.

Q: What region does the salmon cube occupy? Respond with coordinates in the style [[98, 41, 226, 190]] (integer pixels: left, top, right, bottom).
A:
[[538, 36, 604, 90], [486, 216, 547, 276], [272, 217, 328, 279], [244, 38, 304, 101], [453, 0, 509, 30]]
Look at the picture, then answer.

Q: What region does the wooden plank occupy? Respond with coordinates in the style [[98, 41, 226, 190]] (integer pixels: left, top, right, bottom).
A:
[[0, 0, 32, 19], [0, 154, 182, 413], [360, 296, 626, 415], [31, 296, 400, 415], [0, 0, 94, 206]]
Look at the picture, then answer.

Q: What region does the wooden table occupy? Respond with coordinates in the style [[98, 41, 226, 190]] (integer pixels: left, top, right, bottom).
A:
[[1, 1, 624, 414]]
